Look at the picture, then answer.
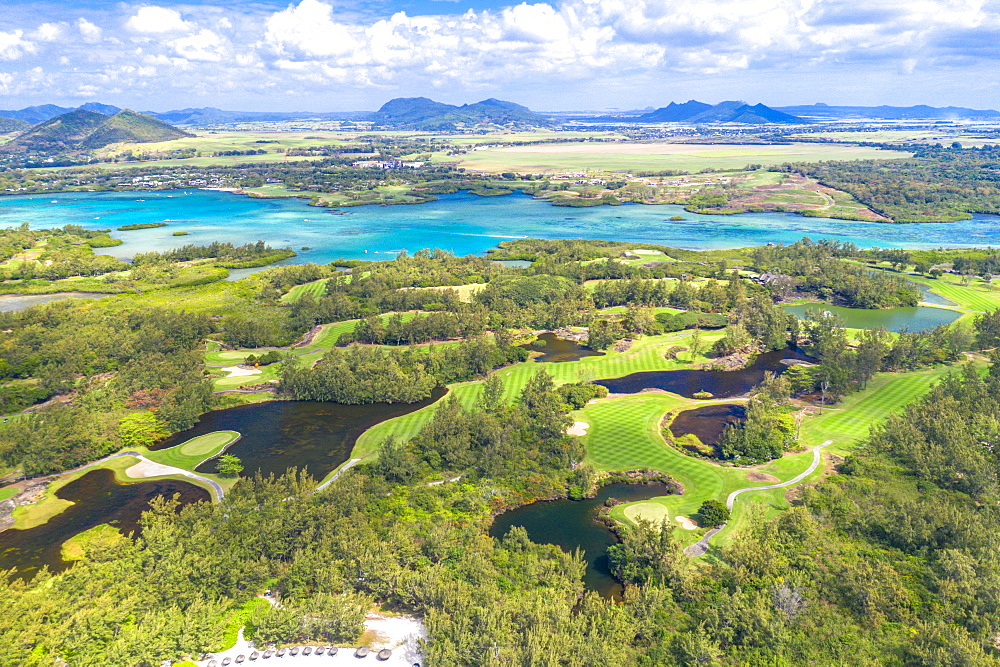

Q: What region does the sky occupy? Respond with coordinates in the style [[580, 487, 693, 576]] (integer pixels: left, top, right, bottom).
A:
[[1, 0, 1000, 112]]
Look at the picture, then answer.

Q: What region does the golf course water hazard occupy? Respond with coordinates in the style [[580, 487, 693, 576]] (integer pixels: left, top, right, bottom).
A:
[[522, 332, 604, 363], [595, 348, 812, 398], [490, 483, 672, 599], [669, 404, 747, 450], [0, 468, 209, 578], [781, 303, 961, 332], [152, 392, 446, 480]]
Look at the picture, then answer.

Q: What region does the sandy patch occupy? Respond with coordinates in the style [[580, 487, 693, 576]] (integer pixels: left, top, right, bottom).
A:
[[125, 460, 181, 479], [675, 515, 698, 530], [631, 249, 662, 255], [566, 421, 589, 436], [747, 471, 780, 483], [221, 365, 262, 377]]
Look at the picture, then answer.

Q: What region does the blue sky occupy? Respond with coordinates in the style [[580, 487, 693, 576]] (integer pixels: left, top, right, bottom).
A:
[[1, 0, 999, 112]]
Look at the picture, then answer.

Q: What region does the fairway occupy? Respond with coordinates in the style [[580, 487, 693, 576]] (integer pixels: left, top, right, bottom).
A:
[[442, 142, 911, 174], [179, 431, 241, 457], [281, 278, 329, 303]]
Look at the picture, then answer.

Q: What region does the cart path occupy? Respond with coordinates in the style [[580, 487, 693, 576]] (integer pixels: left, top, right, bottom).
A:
[[684, 440, 832, 557]]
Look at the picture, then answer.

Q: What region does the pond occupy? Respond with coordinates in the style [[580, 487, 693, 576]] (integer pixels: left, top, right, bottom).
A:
[[151, 392, 446, 480], [489, 483, 672, 599], [521, 332, 605, 363], [669, 404, 747, 451], [595, 348, 812, 398], [781, 303, 961, 332], [0, 292, 109, 312], [0, 468, 209, 578]]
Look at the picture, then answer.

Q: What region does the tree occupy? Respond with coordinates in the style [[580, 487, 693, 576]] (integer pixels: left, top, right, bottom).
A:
[[216, 454, 243, 478], [117, 412, 169, 449], [697, 499, 730, 527]]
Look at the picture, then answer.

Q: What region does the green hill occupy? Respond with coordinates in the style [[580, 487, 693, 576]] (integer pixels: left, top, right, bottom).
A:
[[371, 97, 551, 130], [7, 109, 192, 153], [0, 116, 29, 133]]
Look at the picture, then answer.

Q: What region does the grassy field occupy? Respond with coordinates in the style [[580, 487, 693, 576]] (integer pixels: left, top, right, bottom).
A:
[[904, 273, 1000, 312], [281, 278, 329, 303], [435, 142, 912, 174], [0, 486, 18, 501], [144, 431, 241, 471]]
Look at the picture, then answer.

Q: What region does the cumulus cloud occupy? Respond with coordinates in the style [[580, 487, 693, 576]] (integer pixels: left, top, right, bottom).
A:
[[77, 18, 102, 43], [0, 30, 35, 61], [4, 0, 1000, 105], [264, 0, 359, 57], [125, 6, 192, 34]]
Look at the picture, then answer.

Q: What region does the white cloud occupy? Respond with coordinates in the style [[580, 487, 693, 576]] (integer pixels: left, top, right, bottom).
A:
[[264, 0, 359, 57], [77, 18, 102, 43], [32, 23, 64, 42], [170, 29, 227, 62], [0, 30, 35, 61], [125, 6, 192, 34]]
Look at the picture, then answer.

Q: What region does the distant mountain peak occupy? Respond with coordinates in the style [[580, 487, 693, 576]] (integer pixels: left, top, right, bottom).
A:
[[637, 100, 804, 124], [371, 96, 549, 129]]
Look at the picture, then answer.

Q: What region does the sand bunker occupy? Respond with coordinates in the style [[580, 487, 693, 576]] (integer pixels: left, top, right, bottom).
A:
[[221, 365, 262, 377], [675, 516, 698, 530], [566, 421, 589, 436], [631, 249, 662, 255], [125, 459, 181, 479]]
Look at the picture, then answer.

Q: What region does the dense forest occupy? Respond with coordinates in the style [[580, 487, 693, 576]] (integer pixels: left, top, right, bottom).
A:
[[2, 235, 1000, 664]]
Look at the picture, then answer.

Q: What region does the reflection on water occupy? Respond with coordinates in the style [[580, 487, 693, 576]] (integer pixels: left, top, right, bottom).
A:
[[669, 404, 746, 453], [489, 483, 671, 598], [0, 468, 209, 578], [782, 303, 960, 332], [596, 348, 811, 398], [152, 392, 446, 480], [522, 332, 604, 363]]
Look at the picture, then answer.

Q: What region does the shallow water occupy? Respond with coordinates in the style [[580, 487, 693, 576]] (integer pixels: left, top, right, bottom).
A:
[[151, 392, 446, 480], [781, 303, 961, 332], [489, 483, 671, 598], [522, 332, 604, 363], [595, 348, 812, 398], [0, 292, 108, 312], [0, 468, 209, 578], [2, 191, 999, 266]]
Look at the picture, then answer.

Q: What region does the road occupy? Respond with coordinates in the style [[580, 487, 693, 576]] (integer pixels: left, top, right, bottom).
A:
[[684, 440, 832, 557]]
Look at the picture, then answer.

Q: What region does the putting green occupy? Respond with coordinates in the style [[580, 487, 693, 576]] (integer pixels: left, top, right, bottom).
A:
[[179, 431, 240, 457]]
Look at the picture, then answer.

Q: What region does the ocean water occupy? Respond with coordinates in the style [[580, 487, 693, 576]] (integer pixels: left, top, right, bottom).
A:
[[1, 190, 999, 264]]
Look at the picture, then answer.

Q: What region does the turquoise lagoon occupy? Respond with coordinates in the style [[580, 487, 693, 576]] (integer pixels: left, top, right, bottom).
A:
[[2, 190, 1000, 263]]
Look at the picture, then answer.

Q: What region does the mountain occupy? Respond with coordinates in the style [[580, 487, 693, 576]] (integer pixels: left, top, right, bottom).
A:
[[370, 97, 552, 129], [776, 103, 1000, 120], [6, 109, 193, 153], [0, 104, 73, 124], [636, 100, 805, 124], [0, 117, 30, 133], [78, 102, 122, 115], [637, 100, 713, 122]]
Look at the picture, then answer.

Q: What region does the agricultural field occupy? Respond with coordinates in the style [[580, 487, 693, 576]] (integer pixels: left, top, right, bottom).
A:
[[432, 141, 912, 174]]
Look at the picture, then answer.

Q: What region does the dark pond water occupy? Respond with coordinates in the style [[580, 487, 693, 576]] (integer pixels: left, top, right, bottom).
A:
[[152, 392, 445, 480], [522, 332, 605, 363], [595, 348, 811, 398], [669, 404, 747, 451], [0, 468, 209, 578], [781, 303, 961, 332], [489, 483, 671, 598]]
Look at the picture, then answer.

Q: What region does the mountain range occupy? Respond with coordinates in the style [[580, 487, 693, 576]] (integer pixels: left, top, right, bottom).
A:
[[635, 100, 805, 124], [774, 103, 1000, 120], [4, 109, 192, 153]]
